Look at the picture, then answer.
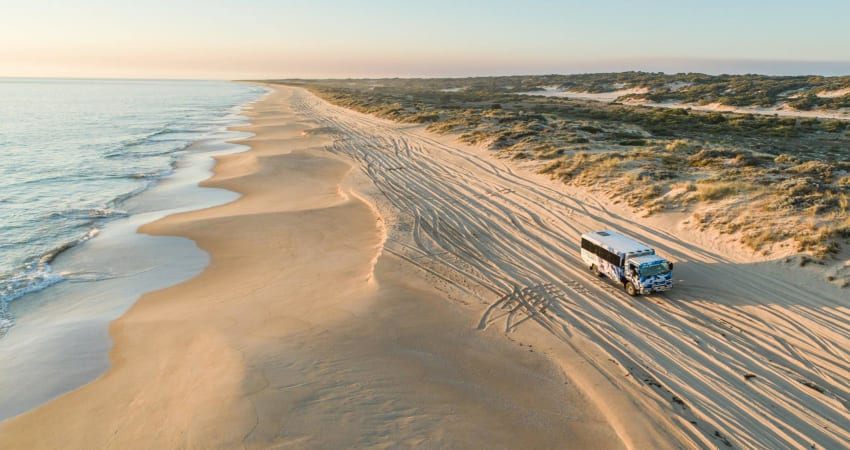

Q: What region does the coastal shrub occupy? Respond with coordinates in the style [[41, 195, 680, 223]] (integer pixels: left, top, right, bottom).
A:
[[660, 153, 684, 169], [822, 120, 846, 133], [797, 236, 840, 257], [774, 154, 800, 164], [731, 153, 769, 167], [407, 112, 440, 123], [579, 125, 603, 134], [612, 130, 645, 139], [839, 193, 850, 212], [696, 182, 743, 201], [619, 139, 648, 146], [742, 229, 785, 251], [821, 218, 850, 239], [788, 94, 819, 111], [777, 177, 820, 196], [665, 139, 691, 152], [624, 183, 663, 205], [539, 148, 566, 159], [540, 160, 565, 175], [706, 113, 726, 124], [786, 161, 833, 180], [769, 125, 795, 138], [687, 148, 739, 167], [769, 178, 825, 210], [671, 181, 697, 192], [576, 155, 624, 181], [545, 152, 590, 180], [811, 194, 843, 214], [639, 168, 678, 181]]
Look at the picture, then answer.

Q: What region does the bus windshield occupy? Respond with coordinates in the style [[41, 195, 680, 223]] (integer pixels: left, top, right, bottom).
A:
[[639, 262, 671, 277]]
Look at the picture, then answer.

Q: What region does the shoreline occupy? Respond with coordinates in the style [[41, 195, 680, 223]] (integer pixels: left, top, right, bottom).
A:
[[0, 85, 625, 448], [0, 81, 265, 333], [0, 89, 265, 421], [3, 83, 848, 448]]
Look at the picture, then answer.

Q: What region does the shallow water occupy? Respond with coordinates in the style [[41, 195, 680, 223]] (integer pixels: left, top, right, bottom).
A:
[[0, 79, 268, 420], [0, 78, 264, 334]]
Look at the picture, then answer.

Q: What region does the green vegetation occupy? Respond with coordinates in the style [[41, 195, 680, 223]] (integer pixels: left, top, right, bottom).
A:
[[604, 73, 850, 110], [270, 72, 850, 110], [268, 75, 850, 259]]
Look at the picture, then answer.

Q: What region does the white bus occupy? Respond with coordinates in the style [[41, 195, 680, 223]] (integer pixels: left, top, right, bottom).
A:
[[580, 230, 673, 296]]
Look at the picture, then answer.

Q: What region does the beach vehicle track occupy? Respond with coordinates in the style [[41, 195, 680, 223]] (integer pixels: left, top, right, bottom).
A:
[[287, 87, 850, 449]]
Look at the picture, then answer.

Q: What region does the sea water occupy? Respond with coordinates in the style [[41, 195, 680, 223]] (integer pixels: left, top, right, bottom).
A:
[[0, 78, 264, 336]]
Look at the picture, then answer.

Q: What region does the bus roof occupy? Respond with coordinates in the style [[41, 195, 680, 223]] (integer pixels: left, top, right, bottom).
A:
[[581, 230, 653, 255]]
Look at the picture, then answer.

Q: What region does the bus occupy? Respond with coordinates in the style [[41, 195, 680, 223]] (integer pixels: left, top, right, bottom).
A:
[[580, 230, 673, 296]]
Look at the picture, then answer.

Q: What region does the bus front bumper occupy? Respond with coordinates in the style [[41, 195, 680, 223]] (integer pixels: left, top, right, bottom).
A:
[[642, 282, 672, 294]]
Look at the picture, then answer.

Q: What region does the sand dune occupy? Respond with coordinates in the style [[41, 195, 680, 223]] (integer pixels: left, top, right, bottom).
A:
[[520, 86, 649, 102], [522, 87, 850, 121], [818, 88, 850, 98], [639, 100, 850, 121]]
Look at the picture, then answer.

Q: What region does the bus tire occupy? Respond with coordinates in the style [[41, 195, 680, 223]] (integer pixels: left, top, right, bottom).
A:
[[625, 282, 638, 296], [591, 264, 602, 277]]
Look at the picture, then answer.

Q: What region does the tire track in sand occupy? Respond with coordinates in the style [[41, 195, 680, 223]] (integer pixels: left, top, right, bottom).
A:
[[286, 87, 850, 449]]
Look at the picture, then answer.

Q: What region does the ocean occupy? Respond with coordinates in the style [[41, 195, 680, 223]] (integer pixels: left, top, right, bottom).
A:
[[0, 78, 265, 336]]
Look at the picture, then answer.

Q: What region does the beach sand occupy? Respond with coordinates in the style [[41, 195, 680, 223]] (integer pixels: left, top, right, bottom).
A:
[[0, 86, 624, 448], [3, 83, 849, 449]]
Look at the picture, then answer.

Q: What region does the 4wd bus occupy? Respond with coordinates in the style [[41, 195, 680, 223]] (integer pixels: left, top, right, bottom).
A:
[[580, 230, 673, 296]]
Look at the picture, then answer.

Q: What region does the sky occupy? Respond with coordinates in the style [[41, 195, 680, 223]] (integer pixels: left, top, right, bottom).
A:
[[1, 0, 849, 79]]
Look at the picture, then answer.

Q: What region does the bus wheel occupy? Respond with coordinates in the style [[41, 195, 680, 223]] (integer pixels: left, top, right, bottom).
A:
[[625, 282, 638, 296], [591, 264, 602, 277]]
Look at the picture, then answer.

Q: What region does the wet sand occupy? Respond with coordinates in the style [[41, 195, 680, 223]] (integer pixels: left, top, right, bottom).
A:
[[0, 134, 245, 422]]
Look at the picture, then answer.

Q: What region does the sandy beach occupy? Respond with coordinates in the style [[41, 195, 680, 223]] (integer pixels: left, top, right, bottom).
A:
[[2, 84, 849, 449], [280, 86, 850, 449], [0, 86, 625, 448], [0, 132, 247, 422]]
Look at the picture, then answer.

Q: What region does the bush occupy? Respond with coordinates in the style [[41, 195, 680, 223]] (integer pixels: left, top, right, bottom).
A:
[[788, 94, 819, 111], [665, 139, 691, 152], [786, 161, 833, 179], [822, 120, 846, 133], [774, 154, 799, 164], [579, 125, 603, 133], [742, 229, 785, 250], [696, 182, 744, 201], [706, 113, 727, 124]]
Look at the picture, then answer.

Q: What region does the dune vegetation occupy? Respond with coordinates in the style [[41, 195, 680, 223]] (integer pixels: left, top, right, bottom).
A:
[[512, 72, 850, 110], [271, 75, 850, 260]]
